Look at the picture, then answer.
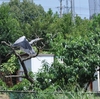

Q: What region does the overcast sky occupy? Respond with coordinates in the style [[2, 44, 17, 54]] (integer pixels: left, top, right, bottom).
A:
[[0, 0, 89, 19]]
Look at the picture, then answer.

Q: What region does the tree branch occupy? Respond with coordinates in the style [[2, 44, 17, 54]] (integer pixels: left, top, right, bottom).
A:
[[1, 41, 37, 84]]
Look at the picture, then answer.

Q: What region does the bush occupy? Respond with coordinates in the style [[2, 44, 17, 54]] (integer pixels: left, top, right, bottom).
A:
[[0, 79, 7, 90]]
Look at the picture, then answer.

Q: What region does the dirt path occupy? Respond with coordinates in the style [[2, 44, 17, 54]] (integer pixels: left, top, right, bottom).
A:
[[0, 94, 9, 99]]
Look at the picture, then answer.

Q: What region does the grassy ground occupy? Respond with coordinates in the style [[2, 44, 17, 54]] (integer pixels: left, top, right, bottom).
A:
[[0, 92, 99, 99]]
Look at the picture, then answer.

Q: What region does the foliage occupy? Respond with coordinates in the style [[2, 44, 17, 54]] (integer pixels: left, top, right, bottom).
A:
[[62, 33, 100, 86], [0, 55, 20, 74], [0, 79, 7, 90], [1, 0, 100, 93], [9, 85, 96, 99], [9, 0, 45, 39], [37, 31, 100, 90], [35, 14, 100, 91], [11, 79, 31, 91], [0, 0, 45, 64], [0, 4, 23, 64]]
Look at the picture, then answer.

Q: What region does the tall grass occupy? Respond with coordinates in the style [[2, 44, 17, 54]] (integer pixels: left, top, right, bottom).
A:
[[35, 91, 96, 99], [7, 85, 98, 99], [6, 90, 98, 99], [35, 85, 96, 99]]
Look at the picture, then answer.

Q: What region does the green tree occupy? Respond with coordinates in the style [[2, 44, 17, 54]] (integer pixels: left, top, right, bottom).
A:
[[36, 15, 100, 91], [9, 0, 45, 38], [1, 55, 20, 74], [0, 4, 23, 64]]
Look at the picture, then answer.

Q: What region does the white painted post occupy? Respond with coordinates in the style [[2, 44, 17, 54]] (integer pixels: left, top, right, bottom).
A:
[[97, 68, 100, 91]]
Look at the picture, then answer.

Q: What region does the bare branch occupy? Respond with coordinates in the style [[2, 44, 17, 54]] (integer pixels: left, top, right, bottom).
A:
[[5, 75, 25, 78], [2, 41, 34, 84]]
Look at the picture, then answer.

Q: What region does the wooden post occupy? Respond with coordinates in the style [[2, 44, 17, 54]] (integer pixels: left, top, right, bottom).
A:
[[90, 81, 93, 91]]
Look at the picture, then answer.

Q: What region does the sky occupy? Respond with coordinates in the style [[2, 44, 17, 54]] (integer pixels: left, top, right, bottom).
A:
[[0, 0, 89, 19], [34, 0, 89, 19]]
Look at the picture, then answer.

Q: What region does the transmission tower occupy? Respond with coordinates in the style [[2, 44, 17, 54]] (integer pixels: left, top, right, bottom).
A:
[[88, 0, 100, 18], [60, 0, 63, 17], [71, 0, 75, 21], [66, 0, 68, 13], [56, 0, 63, 17], [57, 0, 75, 19]]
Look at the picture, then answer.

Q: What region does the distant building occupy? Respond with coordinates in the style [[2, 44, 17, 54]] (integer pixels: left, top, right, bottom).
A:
[[88, 0, 100, 18], [19, 54, 54, 81], [19, 54, 54, 74]]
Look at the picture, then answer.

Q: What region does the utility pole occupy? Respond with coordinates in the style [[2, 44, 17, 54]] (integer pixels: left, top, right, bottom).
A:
[[94, 0, 96, 14], [60, 0, 63, 17], [70, 0, 75, 21], [28, 0, 34, 3], [57, 0, 63, 17], [31, 0, 34, 3], [70, 0, 73, 15]]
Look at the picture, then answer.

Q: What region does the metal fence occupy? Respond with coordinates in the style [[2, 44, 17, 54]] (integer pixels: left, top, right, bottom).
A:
[[0, 90, 38, 99], [0, 90, 100, 99], [0, 90, 76, 99]]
